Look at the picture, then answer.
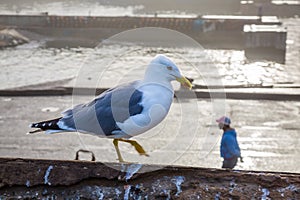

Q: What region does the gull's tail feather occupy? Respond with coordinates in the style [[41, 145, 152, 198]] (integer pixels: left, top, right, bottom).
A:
[[29, 117, 62, 134]]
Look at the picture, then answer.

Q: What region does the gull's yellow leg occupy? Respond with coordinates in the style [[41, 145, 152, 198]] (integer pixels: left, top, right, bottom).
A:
[[113, 139, 125, 162], [118, 139, 149, 157]]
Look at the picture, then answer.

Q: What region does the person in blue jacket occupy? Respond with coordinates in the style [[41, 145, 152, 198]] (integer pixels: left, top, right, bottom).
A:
[[216, 116, 243, 169]]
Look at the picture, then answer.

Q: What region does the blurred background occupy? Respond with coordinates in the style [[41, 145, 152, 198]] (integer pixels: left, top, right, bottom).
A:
[[0, 0, 299, 173]]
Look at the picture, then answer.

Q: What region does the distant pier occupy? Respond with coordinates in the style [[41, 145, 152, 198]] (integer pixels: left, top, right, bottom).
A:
[[0, 14, 287, 62]]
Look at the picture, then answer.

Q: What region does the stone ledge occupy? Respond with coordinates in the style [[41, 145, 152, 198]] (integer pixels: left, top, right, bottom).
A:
[[0, 157, 299, 199]]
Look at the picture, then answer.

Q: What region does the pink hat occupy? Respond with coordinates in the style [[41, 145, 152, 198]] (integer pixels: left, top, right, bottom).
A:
[[216, 116, 231, 125]]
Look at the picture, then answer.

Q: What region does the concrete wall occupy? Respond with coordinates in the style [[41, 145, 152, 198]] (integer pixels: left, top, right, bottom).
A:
[[0, 15, 279, 30]]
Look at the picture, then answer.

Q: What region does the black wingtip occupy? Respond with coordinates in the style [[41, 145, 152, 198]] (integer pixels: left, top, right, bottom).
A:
[[29, 117, 62, 131], [29, 123, 37, 128]]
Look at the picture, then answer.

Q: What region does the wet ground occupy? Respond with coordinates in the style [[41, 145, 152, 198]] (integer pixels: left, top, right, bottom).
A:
[[0, 95, 299, 173]]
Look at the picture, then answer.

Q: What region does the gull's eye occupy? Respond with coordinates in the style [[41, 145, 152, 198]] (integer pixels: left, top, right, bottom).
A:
[[167, 66, 172, 71]]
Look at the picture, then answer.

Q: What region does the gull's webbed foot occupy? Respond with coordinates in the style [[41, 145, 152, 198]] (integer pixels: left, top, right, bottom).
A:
[[113, 138, 149, 163]]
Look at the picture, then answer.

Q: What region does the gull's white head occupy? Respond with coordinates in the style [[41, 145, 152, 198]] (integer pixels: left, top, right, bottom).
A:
[[145, 54, 192, 89]]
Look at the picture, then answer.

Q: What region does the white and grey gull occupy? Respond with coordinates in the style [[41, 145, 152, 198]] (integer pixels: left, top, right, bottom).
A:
[[29, 54, 192, 162]]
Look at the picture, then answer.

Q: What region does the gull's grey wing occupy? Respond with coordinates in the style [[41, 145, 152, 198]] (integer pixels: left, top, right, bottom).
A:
[[58, 81, 144, 136]]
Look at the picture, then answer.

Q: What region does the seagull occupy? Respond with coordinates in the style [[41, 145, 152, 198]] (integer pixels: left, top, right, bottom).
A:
[[29, 54, 192, 162]]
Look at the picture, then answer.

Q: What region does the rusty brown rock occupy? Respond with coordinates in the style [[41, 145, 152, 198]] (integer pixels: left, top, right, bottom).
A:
[[0, 29, 29, 48]]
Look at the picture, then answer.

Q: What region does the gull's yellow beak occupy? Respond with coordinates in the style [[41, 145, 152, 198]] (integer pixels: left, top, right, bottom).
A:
[[176, 76, 193, 90]]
